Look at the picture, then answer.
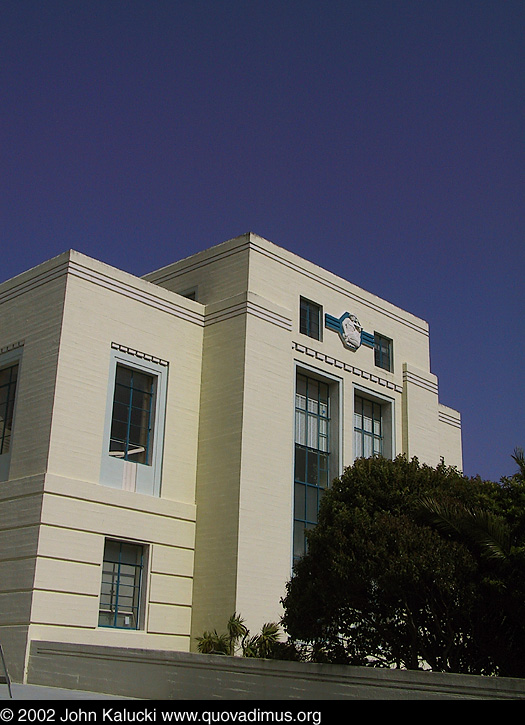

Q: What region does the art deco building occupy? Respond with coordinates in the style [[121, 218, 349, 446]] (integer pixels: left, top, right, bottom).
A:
[[0, 233, 461, 680]]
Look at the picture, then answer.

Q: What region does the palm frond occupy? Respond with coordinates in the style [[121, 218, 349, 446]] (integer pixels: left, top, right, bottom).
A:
[[418, 496, 511, 561]]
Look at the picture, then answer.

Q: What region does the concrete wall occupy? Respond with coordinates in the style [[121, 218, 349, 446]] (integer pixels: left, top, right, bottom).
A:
[[26, 640, 525, 700]]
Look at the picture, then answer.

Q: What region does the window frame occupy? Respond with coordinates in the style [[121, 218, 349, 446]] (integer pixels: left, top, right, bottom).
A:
[[109, 365, 156, 465], [101, 348, 168, 497], [98, 538, 147, 630], [374, 333, 393, 372], [299, 297, 322, 341], [293, 364, 342, 563], [353, 384, 395, 461]]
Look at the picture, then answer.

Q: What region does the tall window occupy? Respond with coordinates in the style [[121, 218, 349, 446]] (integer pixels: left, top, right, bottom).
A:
[[109, 365, 155, 465], [99, 540, 144, 629], [354, 395, 383, 458], [294, 374, 330, 561], [300, 298, 321, 340], [0, 363, 18, 455], [374, 333, 393, 372]]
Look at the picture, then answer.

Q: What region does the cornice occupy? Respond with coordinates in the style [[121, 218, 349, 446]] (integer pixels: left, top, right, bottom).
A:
[[204, 293, 292, 331], [403, 368, 439, 395], [0, 254, 205, 328], [293, 340, 403, 393]]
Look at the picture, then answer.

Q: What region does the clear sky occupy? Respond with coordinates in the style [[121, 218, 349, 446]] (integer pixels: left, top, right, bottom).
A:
[[1, 1, 523, 482]]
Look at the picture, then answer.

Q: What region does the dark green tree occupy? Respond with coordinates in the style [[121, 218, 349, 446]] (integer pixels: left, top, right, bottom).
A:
[[282, 455, 525, 676]]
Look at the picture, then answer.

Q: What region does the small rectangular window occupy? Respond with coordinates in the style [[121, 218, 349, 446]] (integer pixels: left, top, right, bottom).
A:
[[374, 333, 393, 372], [98, 539, 144, 629], [109, 365, 155, 465], [300, 298, 322, 340], [0, 363, 19, 455]]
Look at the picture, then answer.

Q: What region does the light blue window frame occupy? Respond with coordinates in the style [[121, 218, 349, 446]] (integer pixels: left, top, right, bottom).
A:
[[101, 348, 168, 497]]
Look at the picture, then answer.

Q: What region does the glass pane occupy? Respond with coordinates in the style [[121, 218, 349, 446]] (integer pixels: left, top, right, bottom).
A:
[[110, 419, 127, 442], [296, 374, 306, 414], [294, 521, 305, 559], [306, 486, 318, 523], [132, 371, 152, 393], [363, 433, 373, 458], [309, 314, 319, 338], [307, 450, 318, 484], [363, 401, 373, 432], [112, 402, 128, 423], [104, 540, 121, 561], [132, 388, 151, 410], [0, 366, 14, 387], [120, 543, 142, 565], [354, 430, 362, 458], [295, 410, 306, 445], [295, 446, 306, 483], [128, 424, 147, 446], [307, 416, 318, 448], [294, 482, 305, 519], [115, 366, 133, 386], [114, 383, 130, 405]]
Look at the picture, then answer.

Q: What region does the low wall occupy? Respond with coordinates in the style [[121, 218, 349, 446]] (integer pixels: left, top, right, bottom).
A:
[[27, 640, 525, 700]]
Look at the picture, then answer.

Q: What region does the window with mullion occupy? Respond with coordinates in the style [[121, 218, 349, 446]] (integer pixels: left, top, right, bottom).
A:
[[98, 540, 144, 629], [294, 374, 330, 561], [110, 365, 154, 464], [354, 395, 383, 459], [374, 333, 393, 372], [300, 298, 321, 340]]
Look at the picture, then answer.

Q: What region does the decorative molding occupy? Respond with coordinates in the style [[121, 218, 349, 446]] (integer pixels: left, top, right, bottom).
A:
[[68, 259, 204, 327], [0, 260, 70, 305], [0, 255, 205, 328], [144, 234, 429, 337], [0, 340, 25, 356], [251, 240, 429, 337], [325, 312, 375, 351], [438, 409, 462, 429], [403, 368, 439, 395], [205, 297, 292, 331], [144, 237, 252, 284], [293, 341, 403, 393], [111, 342, 169, 367]]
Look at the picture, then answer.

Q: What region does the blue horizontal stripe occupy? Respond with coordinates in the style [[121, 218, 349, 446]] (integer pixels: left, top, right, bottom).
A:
[[361, 331, 375, 347]]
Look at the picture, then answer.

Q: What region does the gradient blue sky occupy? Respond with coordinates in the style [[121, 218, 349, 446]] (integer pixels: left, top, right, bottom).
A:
[[1, 1, 523, 481]]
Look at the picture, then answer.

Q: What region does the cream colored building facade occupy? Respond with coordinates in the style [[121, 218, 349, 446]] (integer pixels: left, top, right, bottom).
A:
[[0, 233, 462, 680]]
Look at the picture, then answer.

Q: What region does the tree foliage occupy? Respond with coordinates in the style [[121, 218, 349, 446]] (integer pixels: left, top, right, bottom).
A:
[[281, 454, 525, 676]]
